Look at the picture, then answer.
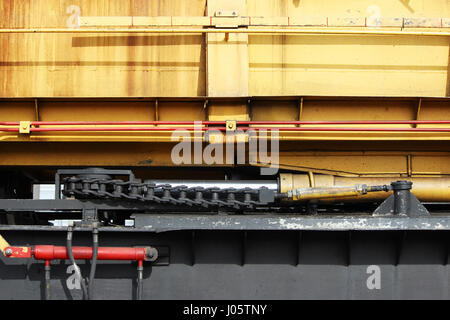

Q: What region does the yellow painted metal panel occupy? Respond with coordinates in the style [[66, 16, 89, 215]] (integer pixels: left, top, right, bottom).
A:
[[39, 101, 156, 121], [269, 154, 408, 176], [247, 0, 450, 19], [206, 0, 249, 97], [412, 156, 450, 174], [208, 101, 249, 121], [251, 101, 299, 121], [1, 0, 449, 98], [248, 34, 449, 97], [300, 99, 417, 124], [417, 100, 450, 126], [158, 101, 206, 121], [247, 0, 450, 97], [0, 101, 36, 121], [0, 0, 206, 97]]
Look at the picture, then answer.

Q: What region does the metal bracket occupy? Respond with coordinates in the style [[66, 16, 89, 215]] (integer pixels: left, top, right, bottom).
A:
[[215, 11, 238, 17], [213, 11, 239, 29], [68, 208, 100, 228], [82, 208, 98, 223], [373, 181, 430, 217], [19, 121, 31, 134], [226, 120, 237, 132]]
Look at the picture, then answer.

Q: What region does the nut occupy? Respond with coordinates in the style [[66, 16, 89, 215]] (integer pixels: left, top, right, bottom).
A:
[[4, 248, 13, 257], [145, 247, 158, 262]]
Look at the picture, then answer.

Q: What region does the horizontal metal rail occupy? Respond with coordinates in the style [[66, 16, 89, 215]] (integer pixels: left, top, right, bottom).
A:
[[78, 15, 450, 29], [0, 28, 450, 37], [1, 201, 450, 231], [1, 120, 450, 133], [2, 120, 450, 126]]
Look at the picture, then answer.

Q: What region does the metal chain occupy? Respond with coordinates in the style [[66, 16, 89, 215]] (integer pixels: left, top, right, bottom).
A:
[[62, 177, 275, 210]]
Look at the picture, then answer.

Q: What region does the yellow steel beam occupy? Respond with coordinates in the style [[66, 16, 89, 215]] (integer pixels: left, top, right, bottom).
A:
[[0, 141, 449, 177], [1, 28, 450, 36], [1, 97, 449, 142]]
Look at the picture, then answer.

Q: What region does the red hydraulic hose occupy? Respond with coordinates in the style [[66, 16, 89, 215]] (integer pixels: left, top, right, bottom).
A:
[[28, 127, 450, 132], [3, 245, 149, 261], [30, 121, 226, 126], [0, 128, 22, 132], [237, 120, 450, 125], [29, 126, 227, 132], [2, 120, 450, 127], [239, 127, 450, 132], [32, 245, 147, 261]]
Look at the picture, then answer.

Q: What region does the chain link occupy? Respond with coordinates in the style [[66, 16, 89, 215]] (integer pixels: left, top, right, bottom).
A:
[[63, 177, 275, 210]]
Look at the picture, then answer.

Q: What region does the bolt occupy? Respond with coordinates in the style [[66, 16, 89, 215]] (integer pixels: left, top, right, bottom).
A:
[[146, 247, 158, 262], [4, 248, 12, 257]]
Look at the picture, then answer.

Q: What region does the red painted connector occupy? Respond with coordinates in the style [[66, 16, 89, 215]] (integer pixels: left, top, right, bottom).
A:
[[3, 246, 32, 258], [4, 245, 156, 261]]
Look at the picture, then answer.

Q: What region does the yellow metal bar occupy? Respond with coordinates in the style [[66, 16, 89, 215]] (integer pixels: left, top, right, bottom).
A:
[[407, 154, 413, 177], [297, 97, 303, 128], [1, 28, 450, 36], [414, 98, 422, 129], [308, 171, 315, 187], [34, 99, 40, 122], [287, 185, 368, 200], [3, 132, 450, 142], [155, 99, 159, 122]]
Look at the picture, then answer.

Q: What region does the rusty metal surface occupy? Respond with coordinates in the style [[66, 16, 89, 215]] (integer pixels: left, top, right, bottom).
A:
[[1, 1, 449, 97]]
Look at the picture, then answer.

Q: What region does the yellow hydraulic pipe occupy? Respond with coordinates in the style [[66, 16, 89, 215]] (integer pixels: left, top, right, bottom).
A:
[[0, 28, 449, 37], [287, 185, 370, 200], [280, 174, 450, 202]]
